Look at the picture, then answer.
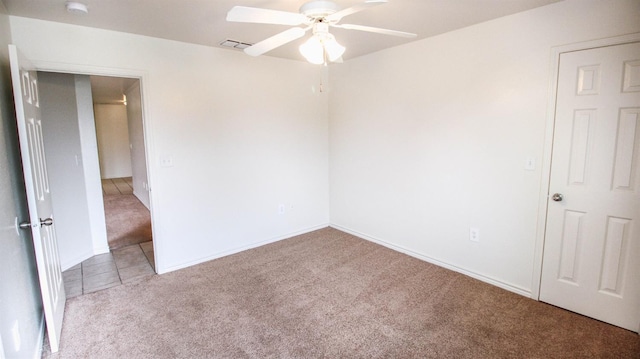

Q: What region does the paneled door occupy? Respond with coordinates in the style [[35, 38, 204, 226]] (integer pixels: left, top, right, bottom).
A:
[[9, 45, 66, 351], [540, 42, 640, 331]]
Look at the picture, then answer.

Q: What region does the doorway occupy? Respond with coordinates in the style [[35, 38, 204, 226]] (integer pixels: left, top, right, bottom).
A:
[[92, 76, 153, 251], [37, 72, 155, 297]]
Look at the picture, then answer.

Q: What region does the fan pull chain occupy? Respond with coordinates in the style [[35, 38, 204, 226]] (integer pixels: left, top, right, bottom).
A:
[[320, 61, 328, 93]]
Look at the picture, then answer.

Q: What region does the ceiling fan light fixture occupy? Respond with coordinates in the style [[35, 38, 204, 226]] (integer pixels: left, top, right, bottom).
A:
[[299, 35, 325, 65], [65, 2, 89, 15], [299, 33, 345, 65], [324, 35, 345, 62]]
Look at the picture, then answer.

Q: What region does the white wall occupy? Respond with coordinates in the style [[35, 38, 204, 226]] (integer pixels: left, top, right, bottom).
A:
[[125, 81, 150, 209], [329, 0, 640, 295], [9, 16, 330, 273], [39, 72, 93, 269], [13, 0, 633, 295], [75, 75, 110, 255], [94, 104, 133, 179], [0, 1, 44, 358], [39, 72, 108, 270]]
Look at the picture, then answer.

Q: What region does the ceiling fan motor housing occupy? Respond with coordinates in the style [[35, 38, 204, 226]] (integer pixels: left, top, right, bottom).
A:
[[300, 1, 340, 20], [313, 22, 331, 37]]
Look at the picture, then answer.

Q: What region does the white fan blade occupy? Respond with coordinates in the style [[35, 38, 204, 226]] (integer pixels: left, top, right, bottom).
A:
[[244, 27, 307, 57], [326, 0, 387, 23], [227, 6, 308, 26], [337, 24, 417, 38]]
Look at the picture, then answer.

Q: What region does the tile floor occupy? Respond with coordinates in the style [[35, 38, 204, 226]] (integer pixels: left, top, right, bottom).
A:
[[102, 177, 134, 195], [63, 241, 155, 298]]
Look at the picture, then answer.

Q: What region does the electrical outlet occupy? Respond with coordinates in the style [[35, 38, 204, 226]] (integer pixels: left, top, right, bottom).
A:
[[278, 204, 285, 215], [469, 227, 480, 242]]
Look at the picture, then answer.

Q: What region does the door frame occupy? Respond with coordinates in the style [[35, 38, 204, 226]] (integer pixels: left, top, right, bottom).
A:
[[28, 59, 160, 271], [532, 32, 640, 307]]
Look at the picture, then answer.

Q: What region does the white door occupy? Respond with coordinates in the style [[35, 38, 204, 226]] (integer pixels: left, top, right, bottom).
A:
[[9, 45, 66, 351], [540, 42, 640, 331]]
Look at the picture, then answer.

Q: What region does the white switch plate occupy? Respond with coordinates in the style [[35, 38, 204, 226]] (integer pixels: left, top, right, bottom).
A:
[[278, 204, 285, 215], [525, 157, 536, 171], [469, 227, 480, 242], [160, 156, 174, 167]]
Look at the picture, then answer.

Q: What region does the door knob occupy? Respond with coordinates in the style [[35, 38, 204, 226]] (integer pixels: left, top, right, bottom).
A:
[[19, 217, 53, 229], [552, 193, 563, 202], [18, 221, 31, 229]]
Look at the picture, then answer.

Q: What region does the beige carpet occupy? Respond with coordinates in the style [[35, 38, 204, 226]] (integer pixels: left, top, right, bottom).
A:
[[103, 194, 152, 249], [44, 228, 639, 358]]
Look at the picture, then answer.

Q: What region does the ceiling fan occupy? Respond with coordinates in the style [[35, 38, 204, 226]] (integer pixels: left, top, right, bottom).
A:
[[226, 0, 417, 64]]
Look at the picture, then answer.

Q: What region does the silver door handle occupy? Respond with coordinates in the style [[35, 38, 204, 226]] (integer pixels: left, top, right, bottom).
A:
[[19, 217, 53, 229], [551, 193, 563, 202]]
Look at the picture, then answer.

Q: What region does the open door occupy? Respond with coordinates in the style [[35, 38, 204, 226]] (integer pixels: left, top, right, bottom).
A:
[[9, 45, 66, 352]]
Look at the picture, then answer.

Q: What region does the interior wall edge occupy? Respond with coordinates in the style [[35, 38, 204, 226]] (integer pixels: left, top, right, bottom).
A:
[[330, 223, 532, 298], [74, 74, 109, 254], [158, 223, 330, 275]]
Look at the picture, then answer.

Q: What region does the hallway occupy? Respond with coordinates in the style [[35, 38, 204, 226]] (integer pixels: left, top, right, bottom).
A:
[[101, 177, 134, 195], [102, 177, 152, 249], [62, 241, 155, 298]]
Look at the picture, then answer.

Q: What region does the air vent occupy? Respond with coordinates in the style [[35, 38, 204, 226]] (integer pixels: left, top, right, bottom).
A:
[[219, 39, 253, 50]]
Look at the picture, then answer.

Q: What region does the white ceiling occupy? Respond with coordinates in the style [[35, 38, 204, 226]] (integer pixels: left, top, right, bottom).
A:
[[90, 76, 138, 104], [4, 0, 561, 62], [9, 0, 561, 102]]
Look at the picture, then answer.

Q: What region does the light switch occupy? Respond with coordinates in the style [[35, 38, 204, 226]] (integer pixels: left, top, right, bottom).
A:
[[525, 157, 536, 171], [160, 156, 174, 167]]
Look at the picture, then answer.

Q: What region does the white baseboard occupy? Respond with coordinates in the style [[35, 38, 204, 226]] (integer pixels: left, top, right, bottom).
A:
[[93, 244, 110, 255], [61, 245, 109, 271], [330, 224, 531, 298], [60, 250, 94, 272], [158, 223, 330, 274], [132, 190, 150, 210]]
